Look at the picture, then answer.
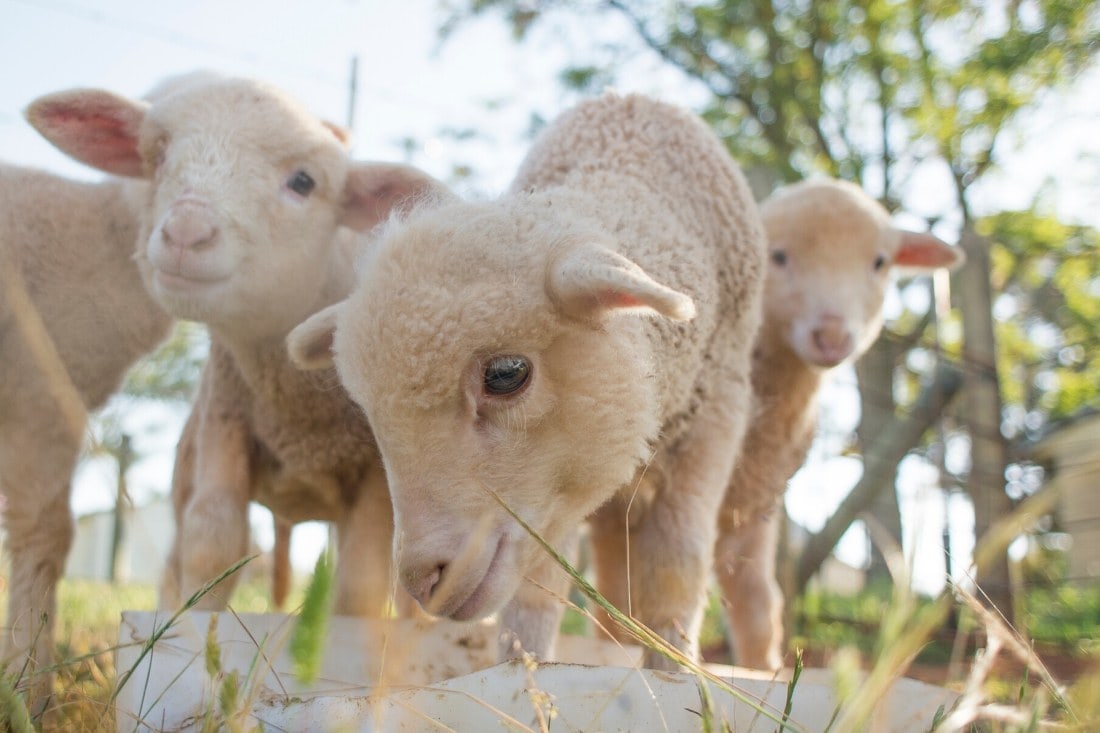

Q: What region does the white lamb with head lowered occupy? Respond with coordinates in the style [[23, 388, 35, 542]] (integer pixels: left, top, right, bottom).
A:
[[715, 177, 964, 670], [289, 93, 766, 669], [27, 74, 442, 615], [0, 163, 169, 694]]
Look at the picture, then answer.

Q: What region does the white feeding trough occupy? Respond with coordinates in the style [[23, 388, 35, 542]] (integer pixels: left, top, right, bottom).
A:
[[115, 611, 957, 732]]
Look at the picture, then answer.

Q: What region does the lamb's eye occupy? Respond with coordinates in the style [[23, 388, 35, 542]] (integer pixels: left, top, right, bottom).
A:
[[483, 356, 531, 396], [770, 250, 788, 266], [286, 170, 316, 196], [873, 253, 887, 271]]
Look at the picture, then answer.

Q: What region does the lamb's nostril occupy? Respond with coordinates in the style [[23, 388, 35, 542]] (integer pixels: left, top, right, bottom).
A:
[[408, 564, 445, 608]]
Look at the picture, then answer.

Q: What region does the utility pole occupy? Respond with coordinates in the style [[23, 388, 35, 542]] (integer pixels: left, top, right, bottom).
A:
[[346, 56, 359, 135], [109, 433, 133, 583]]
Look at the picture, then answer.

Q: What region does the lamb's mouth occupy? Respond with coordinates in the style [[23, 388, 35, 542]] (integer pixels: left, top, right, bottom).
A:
[[434, 533, 509, 621], [153, 267, 231, 292]]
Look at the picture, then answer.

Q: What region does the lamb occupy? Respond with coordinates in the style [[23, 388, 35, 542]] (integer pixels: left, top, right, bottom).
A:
[[714, 177, 964, 670], [288, 93, 766, 669], [27, 74, 442, 616], [0, 162, 170, 696]]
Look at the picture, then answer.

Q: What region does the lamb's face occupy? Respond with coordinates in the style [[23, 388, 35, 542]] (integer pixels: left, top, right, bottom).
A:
[[315, 199, 688, 621], [133, 81, 352, 335], [761, 187, 893, 367], [760, 180, 962, 368], [25, 77, 388, 339]]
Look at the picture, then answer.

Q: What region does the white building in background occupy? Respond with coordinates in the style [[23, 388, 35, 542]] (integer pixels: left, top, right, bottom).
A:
[[64, 494, 174, 584], [1028, 408, 1100, 582], [64, 494, 280, 589]]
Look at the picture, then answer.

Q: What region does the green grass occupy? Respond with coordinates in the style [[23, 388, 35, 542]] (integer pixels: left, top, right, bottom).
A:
[[790, 580, 1100, 669], [1022, 584, 1100, 656]]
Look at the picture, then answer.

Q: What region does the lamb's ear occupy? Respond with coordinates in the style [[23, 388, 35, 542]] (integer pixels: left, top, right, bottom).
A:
[[25, 89, 148, 178], [894, 230, 966, 272], [287, 303, 342, 370], [547, 244, 696, 322], [340, 163, 454, 231], [322, 120, 353, 149]]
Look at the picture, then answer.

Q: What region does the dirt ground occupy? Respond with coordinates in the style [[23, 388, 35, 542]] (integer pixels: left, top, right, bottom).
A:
[[701, 639, 1098, 689]]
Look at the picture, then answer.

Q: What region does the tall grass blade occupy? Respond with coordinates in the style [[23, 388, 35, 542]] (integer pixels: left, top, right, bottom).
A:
[[0, 673, 35, 733], [831, 485, 1061, 731], [106, 555, 255, 714], [778, 647, 803, 733], [290, 547, 334, 684]]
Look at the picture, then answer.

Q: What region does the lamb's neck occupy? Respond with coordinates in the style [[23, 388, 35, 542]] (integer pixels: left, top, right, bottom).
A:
[[211, 277, 349, 403], [215, 329, 332, 411], [753, 330, 827, 418]]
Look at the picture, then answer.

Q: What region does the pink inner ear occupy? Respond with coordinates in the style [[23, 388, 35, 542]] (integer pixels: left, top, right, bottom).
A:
[[304, 330, 335, 364], [598, 289, 647, 310], [341, 164, 443, 232], [895, 231, 963, 270], [30, 99, 144, 177]]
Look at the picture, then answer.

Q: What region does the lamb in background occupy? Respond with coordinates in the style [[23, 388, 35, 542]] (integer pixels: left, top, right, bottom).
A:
[[27, 74, 441, 618], [289, 93, 766, 669], [715, 177, 965, 670], [0, 162, 170, 700]]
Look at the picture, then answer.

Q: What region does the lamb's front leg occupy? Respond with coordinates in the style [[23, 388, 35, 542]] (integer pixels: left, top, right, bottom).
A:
[[714, 508, 784, 670], [498, 531, 576, 662], [177, 409, 253, 609], [588, 471, 662, 647], [332, 460, 398, 617], [158, 407, 197, 610], [628, 399, 748, 670]]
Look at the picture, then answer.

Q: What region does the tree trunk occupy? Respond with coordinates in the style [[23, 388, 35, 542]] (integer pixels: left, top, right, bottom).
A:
[[796, 364, 963, 592], [857, 337, 903, 584], [955, 225, 1014, 620]]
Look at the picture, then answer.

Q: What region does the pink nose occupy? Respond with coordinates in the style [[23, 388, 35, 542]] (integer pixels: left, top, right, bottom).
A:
[[404, 563, 444, 610], [812, 315, 853, 364], [162, 205, 218, 251]]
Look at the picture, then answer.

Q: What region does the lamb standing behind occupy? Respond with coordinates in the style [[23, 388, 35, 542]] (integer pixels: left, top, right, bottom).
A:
[[0, 163, 170, 696], [27, 75, 441, 615], [290, 93, 765, 668], [715, 178, 964, 670]]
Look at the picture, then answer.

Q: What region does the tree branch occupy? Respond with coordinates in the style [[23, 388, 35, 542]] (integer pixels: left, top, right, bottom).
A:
[[795, 363, 964, 592]]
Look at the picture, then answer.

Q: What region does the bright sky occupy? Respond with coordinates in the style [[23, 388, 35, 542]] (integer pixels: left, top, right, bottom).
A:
[[3, 0, 1096, 595]]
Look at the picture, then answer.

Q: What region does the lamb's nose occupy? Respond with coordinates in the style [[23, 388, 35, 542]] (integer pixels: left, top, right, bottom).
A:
[[162, 205, 218, 251], [812, 315, 853, 363], [404, 563, 445, 610]]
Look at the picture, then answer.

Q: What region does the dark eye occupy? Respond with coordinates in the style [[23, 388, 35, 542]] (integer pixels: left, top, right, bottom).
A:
[[770, 250, 787, 266], [286, 170, 316, 197], [483, 356, 531, 396], [873, 253, 887, 271]]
